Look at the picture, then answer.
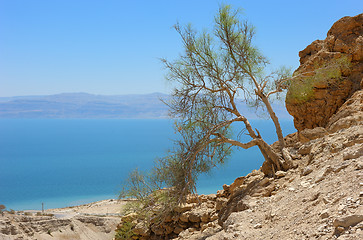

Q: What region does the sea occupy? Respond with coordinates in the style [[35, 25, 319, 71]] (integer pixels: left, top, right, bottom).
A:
[[0, 118, 296, 210]]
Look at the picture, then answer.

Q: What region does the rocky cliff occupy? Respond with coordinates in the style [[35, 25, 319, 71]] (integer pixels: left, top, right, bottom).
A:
[[114, 13, 363, 240], [286, 13, 363, 132]]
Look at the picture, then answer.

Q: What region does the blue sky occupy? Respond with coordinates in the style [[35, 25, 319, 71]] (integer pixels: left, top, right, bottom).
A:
[[0, 0, 361, 97]]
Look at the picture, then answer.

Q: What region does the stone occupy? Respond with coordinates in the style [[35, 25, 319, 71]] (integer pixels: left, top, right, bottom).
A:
[[275, 171, 287, 178], [216, 198, 228, 211], [343, 146, 363, 160], [301, 166, 313, 176], [188, 212, 201, 223], [299, 127, 328, 143], [298, 144, 312, 155], [173, 226, 183, 234], [200, 212, 210, 223], [320, 209, 329, 219], [133, 222, 150, 237], [179, 213, 189, 222], [310, 192, 320, 201], [322, 197, 330, 204], [253, 223, 262, 229], [315, 166, 333, 183], [333, 214, 363, 228], [333, 162, 349, 173], [175, 203, 194, 213]]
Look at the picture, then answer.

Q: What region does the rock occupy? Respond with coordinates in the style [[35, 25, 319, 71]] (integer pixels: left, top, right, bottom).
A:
[[133, 222, 150, 237], [188, 212, 201, 223], [216, 198, 228, 211], [299, 144, 312, 155], [301, 166, 313, 176], [173, 226, 183, 234], [343, 146, 363, 160], [259, 178, 270, 187], [275, 171, 287, 178], [286, 13, 363, 132], [121, 213, 137, 222], [200, 212, 210, 223], [228, 176, 245, 194], [179, 213, 189, 222], [299, 127, 328, 143], [175, 203, 194, 213], [333, 214, 363, 228], [253, 223, 262, 229], [336, 226, 345, 233], [333, 162, 349, 173], [310, 192, 320, 201], [320, 209, 329, 219], [151, 224, 164, 235], [315, 166, 333, 183], [322, 197, 331, 204]]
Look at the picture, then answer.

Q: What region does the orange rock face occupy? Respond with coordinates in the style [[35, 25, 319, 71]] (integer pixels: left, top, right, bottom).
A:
[[286, 13, 363, 131]]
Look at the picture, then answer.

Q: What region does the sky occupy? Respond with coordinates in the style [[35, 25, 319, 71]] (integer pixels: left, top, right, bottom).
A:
[[0, 0, 362, 97]]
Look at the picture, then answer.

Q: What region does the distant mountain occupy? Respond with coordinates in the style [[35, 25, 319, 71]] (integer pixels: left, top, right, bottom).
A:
[[0, 92, 170, 119], [0, 92, 292, 119]]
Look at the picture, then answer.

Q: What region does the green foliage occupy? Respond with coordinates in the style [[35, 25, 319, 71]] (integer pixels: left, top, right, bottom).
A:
[[287, 56, 351, 103], [119, 168, 178, 226], [114, 219, 136, 240]]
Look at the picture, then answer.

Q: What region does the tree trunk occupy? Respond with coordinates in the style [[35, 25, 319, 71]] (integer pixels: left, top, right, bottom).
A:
[[260, 95, 285, 150]]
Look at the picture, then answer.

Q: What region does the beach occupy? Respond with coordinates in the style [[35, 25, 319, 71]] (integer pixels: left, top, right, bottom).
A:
[[0, 199, 127, 240]]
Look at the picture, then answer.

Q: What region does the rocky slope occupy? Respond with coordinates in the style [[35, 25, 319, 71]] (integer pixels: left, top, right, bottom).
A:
[[117, 89, 362, 240], [115, 13, 363, 240], [173, 89, 363, 240]]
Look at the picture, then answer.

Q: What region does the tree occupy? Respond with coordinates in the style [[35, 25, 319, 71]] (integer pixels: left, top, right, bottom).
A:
[[161, 5, 293, 180], [119, 5, 294, 224]]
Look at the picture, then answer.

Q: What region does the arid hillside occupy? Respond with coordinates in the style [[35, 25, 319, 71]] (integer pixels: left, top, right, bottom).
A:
[[114, 13, 363, 240]]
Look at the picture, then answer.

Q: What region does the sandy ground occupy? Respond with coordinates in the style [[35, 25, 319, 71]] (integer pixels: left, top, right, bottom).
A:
[[1, 199, 131, 240], [43, 199, 128, 218]]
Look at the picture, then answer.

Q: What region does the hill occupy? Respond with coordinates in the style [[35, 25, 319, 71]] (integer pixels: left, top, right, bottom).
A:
[[0, 92, 292, 119], [0, 92, 169, 119]]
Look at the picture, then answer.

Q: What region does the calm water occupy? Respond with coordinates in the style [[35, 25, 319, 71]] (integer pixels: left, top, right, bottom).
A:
[[0, 119, 295, 210]]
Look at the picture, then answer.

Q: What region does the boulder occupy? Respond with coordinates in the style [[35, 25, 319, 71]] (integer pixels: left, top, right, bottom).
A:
[[286, 13, 363, 132], [333, 214, 363, 228]]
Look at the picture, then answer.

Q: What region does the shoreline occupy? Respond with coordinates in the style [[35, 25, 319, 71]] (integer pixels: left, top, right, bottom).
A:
[[16, 198, 129, 219], [1, 198, 127, 240]]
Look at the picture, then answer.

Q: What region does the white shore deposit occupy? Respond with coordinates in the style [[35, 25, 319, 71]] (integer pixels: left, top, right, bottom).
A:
[[0, 199, 128, 240]]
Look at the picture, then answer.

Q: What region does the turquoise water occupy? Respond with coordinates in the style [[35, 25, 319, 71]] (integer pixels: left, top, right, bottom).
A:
[[0, 119, 295, 210]]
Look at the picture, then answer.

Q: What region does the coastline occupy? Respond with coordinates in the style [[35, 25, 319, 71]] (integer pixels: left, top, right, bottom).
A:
[[0, 199, 128, 240], [23, 198, 128, 218]]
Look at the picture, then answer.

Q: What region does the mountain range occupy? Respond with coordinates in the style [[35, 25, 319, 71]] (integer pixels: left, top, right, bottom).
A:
[[0, 92, 292, 119]]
